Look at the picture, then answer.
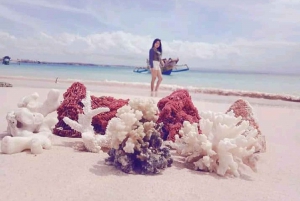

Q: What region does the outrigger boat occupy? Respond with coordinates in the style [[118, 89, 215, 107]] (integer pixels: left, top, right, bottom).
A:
[[133, 58, 189, 75], [2, 56, 11, 65]]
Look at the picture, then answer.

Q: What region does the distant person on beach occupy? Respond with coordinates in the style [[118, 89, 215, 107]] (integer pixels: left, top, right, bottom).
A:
[[149, 38, 164, 92]]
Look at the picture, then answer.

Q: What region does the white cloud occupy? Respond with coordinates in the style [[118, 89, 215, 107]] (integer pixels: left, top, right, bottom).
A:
[[1, 31, 299, 74], [0, 0, 299, 74], [181, 0, 300, 40]]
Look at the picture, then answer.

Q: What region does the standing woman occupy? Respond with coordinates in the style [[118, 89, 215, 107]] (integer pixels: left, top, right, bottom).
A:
[[149, 38, 164, 92]]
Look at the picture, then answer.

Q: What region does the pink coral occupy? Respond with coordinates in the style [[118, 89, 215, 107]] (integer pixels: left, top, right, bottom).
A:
[[226, 99, 266, 152], [226, 99, 261, 134], [157, 89, 200, 141]]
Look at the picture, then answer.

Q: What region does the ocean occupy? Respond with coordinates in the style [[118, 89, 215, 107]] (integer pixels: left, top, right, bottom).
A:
[[1, 63, 300, 97]]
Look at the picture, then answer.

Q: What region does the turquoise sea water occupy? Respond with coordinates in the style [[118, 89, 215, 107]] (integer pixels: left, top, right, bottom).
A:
[[1, 63, 300, 96]]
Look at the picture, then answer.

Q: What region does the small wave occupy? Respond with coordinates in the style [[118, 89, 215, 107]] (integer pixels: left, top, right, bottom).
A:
[[188, 87, 300, 103], [1, 76, 299, 103]]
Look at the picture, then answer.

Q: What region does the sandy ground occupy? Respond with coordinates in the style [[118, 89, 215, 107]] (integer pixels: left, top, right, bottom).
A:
[[0, 86, 299, 201]]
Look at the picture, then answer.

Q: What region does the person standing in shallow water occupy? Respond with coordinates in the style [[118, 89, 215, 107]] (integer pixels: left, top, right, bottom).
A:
[[149, 38, 164, 93]]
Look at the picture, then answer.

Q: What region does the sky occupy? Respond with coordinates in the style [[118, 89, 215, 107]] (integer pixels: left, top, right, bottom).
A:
[[0, 0, 299, 74]]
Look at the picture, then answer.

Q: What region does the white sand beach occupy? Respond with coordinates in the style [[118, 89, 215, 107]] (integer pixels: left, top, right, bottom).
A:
[[0, 83, 299, 201]]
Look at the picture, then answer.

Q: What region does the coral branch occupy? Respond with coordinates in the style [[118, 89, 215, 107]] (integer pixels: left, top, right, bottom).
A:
[[226, 99, 266, 153], [171, 110, 261, 177], [1, 135, 51, 155], [62, 91, 110, 134], [61, 90, 110, 153]]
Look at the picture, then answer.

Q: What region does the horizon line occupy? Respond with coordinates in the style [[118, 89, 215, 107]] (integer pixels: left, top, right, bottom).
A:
[[5, 58, 300, 77]]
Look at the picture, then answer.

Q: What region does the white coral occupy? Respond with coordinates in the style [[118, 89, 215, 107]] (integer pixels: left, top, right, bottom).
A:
[[128, 98, 158, 122], [62, 91, 110, 153], [1, 134, 51, 154], [172, 111, 260, 177], [106, 98, 157, 153], [17, 89, 60, 117], [2, 90, 60, 155], [6, 108, 45, 137], [123, 138, 135, 153]]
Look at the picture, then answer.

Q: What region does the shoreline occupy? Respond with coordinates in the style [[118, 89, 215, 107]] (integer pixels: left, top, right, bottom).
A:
[[1, 75, 300, 105], [7, 61, 300, 77]]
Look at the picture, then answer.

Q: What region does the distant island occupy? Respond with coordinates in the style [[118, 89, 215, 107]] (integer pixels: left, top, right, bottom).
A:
[[4, 58, 133, 68]]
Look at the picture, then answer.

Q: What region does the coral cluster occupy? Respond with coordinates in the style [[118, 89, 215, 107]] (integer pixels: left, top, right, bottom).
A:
[[2, 89, 60, 154], [53, 82, 86, 137], [226, 99, 266, 152], [170, 110, 261, 177], [53, 82, 128, 138], [1, 82, 266, 177], [105, 98, 173, 174], [91, 96, 129, 134], [157, 89, 200, 141], [63, 91, 110, 153]]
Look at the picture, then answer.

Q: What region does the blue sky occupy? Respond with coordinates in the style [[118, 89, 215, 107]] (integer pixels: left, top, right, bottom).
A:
[[0, 0, 299, 74]]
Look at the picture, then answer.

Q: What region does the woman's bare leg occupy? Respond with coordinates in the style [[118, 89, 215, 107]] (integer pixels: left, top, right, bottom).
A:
[[150, 69, 157, 91], [155, 70, 163, 91]]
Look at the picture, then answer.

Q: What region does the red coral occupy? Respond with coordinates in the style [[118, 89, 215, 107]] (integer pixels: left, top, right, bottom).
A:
[[53, 82, 86, 138], [157, 89, 200, 141], [53, 82, 129, 138], [91, 96, 129, 134]]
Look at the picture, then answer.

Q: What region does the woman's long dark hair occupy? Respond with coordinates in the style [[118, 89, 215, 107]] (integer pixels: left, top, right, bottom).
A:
[[151, 38, 162, 54]]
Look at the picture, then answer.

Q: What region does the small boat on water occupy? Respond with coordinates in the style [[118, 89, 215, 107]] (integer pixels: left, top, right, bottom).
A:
[[133, 58, 189, 75], [2, 56, 11, 65]]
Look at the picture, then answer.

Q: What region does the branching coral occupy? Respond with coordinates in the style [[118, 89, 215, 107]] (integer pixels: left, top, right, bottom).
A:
[[62, 91, 110, 153], [157, 89, 200, 141], [171, 111, 260, 177], [128, 98, 158, 122], [105, 98, 173, 174], [226, 99, 266, 153]]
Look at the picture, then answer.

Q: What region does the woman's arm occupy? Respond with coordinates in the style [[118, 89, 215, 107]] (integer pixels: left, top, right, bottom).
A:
[[160, 58, 164, 67], [149, 49, 154, 68]]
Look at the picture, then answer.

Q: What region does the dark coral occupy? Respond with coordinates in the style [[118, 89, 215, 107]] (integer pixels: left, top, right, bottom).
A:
[[53, 82, 86, 138], [105, 124, 173, 175], [157, 89, 200, 141], [91, 96, 129, 134], [53, 82, 129, 138]]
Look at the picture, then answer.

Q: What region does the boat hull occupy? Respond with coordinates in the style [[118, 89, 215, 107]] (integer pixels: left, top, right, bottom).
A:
[[133, 68, 173, 75], [133, 63, 189, 76], [2, 57, 10, 65]]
